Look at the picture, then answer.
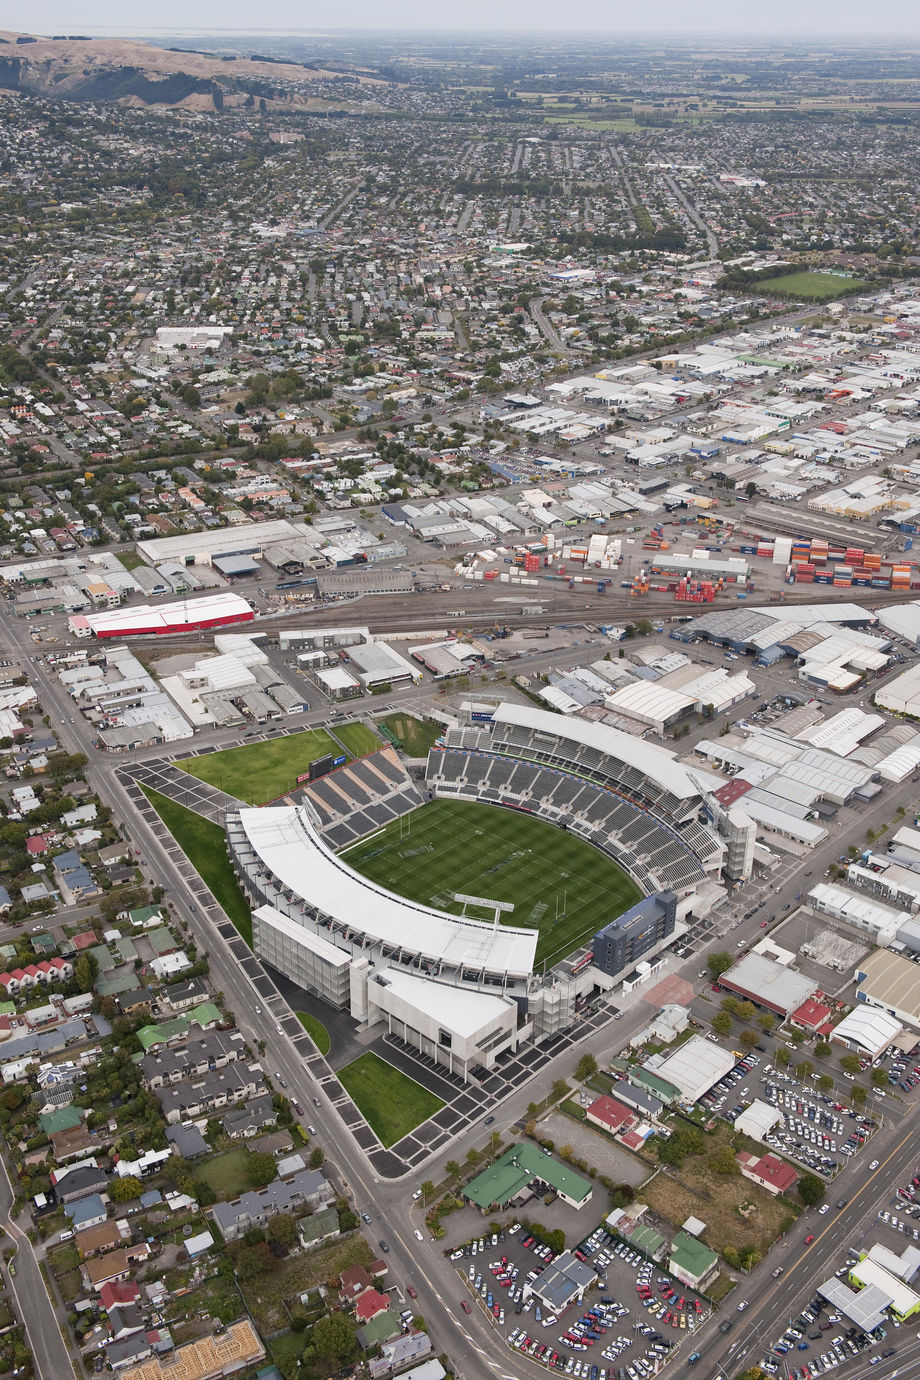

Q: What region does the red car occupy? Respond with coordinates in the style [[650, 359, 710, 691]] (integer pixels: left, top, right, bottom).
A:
[[407, 1286, 417, 1299], [804, 1234, 815, 1244], [460, 1299, 471, 1314]]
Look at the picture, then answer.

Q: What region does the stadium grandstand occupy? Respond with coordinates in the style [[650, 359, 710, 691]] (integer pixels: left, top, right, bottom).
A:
[[226, 702, 729, 1082]]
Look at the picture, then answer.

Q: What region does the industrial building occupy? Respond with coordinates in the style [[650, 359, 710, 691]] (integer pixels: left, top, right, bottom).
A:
[[854, 949, 920, 1030], [69, 592, 254, 639], [644, 1034, 734, 1105], [830, 1004, 903, 1058], [718, 951, 817, 1018]]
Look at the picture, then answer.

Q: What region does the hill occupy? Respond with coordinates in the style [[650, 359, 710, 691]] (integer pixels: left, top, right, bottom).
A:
[[0, 30, 384, 112]]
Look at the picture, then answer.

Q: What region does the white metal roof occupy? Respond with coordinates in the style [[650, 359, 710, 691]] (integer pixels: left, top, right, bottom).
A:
[[491, 702, 706, 801], [371, 967, 514, 1039], [832, 1005, 903, 1051], [85, 591, 252, 635], [238, 806, 537, 978], [650, 1034, 734, 1102], [252, 904, 351, 967]]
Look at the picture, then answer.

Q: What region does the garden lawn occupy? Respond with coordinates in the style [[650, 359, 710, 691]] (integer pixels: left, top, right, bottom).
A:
[[175, 727, 342, 804], [296, 1011, 330, 1056], [192, 1147, 259, 1201], [338, 1052, 444, 1147], [140, 786, 252, 946], [333, 721, 380, 758], [343, 797, 641, 967], [376, 712, 443, 757]]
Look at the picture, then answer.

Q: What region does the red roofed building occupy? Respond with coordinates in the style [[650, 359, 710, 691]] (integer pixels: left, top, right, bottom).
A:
[[737, 1150, 798, 1197], [713, 779, 752, 807], [791, 997, 832, 1033], [355, 1289, 391, 1325], [26, 836, 48, 856], [72, 931, 97, 951], [339, 1265, 374, 1303], [586, 1095, 635, 1137], [98, 1280, 141, 1312]]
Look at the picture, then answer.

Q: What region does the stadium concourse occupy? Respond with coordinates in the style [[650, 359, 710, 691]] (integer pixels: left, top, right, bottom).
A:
[[228, 703, 741, 1085]]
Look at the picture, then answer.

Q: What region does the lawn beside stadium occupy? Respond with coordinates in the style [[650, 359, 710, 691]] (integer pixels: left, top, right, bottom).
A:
[[338, 1052, 444, 1147], [175, 727, 342, 805], [752, 270, 871, 301], [343, 797, 642, 968]]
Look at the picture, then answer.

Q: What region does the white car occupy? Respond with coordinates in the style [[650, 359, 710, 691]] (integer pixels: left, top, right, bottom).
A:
[[737, 1301, 748, 1311], [869, 1159, 879, 1170], [819, 1204, 830, 1214]]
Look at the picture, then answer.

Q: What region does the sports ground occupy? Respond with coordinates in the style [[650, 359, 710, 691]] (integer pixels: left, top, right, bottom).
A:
[[343, 797, 642, 968]]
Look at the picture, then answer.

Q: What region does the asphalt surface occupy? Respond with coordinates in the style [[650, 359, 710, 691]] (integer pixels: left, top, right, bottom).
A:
[[0, 1152, 76, 1380]]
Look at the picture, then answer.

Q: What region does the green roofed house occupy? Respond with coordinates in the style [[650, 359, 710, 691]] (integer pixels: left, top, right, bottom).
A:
[[629, 1068, 681, 1106], [95, 972, 139, 998], [39, 1105, 84, 1137], [668, 1231, 719, 1291], [89, 945, 116, 973], [463, 1143, 592, 1214], [113, 936, 138, 965], [146, 926, 180, 956], [297, 1204, 341, 1252], [128, 906, 165, 927], [187, 1002, 222, 1030], [136, 1018, 189, 1052]]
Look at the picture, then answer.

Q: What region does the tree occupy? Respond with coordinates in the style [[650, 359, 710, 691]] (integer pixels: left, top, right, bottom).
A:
[[871, 1067, 889, 1088], [815, 1041, 831, 1059], [246, 1151, 276, 1187], [758, 1013, 776, 1034], [817, 1074, 834, 1093], [74, 951, 98, 994], [235, 1242, 272, 1279], [740, 1029, 759, 1050], [266, 1213, 297, 1252], [736, 1001, 757, 1023], [707, 952, 733, 978], [708, 1145, 739, 1175], [311, 1312, 356, 1364], [109, 1175, 142, 1202], [712, 1011, 732, 1036], [796, 1060, 814, 1081], [445, 1160, 461, 1185], [420, 1180, 435, 1204], [309, 1146, 324, 1169], [799, 1173, 826, 1206], [552, 1079, 569, 1102], [576, 1053, 598, 1081], [840, 1054, 862, 1075], [852, 1085, 867, 1106], [775, 1046, 791, 1068], [721, 996, 739, 1016]]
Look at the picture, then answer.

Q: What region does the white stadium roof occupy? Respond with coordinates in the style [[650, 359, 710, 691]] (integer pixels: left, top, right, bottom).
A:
[[237, 805, 538, 979], [491, 701, 713, 801]]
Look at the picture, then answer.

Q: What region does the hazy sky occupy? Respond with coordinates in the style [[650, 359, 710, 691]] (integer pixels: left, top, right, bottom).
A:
[[3, 0, 919, 35]]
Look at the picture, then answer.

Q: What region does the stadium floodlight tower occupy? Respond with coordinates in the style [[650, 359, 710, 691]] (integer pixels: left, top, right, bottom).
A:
[[453, 893, 515, 928]]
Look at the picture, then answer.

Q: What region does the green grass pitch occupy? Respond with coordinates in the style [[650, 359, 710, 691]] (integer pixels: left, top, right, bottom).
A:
[[343, 797, 642, 968]]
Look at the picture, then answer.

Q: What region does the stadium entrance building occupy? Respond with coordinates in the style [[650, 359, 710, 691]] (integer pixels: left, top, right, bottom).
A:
[[592, 893, 677, 979]]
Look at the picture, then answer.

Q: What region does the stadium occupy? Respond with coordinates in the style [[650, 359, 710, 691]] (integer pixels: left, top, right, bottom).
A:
[[227, 703, 739, 1081]]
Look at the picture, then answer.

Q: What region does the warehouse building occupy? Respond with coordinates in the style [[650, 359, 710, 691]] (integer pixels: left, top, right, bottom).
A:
[[854, 949, 920, 1030], [876, 662, 920, 719], [718, 951, 817, 1018], [848, 1257, 920, 1322], [831, 1004, 903, 1058], [645, 1035, 735, 1106], [135, 519, 320, 569]]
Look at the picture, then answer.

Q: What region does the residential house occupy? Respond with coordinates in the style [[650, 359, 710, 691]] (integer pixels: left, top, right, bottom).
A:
[[222, 1092, 277, 1140], [164, 1124, 209, 1159], [209, 1167, 333, 1242], [736, 1150, 799, 1197], [64, 1194, 107, 1232], [156, 1062, 265, 1125], [77, 1220, 129, 1260], [85, 1242, 152, 1291], [140, 1031, 245, 1090], [52, 1162, 108, 1203]]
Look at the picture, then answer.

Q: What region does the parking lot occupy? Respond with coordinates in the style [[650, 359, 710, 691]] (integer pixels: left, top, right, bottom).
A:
[[696, 1042, 878, 1181], [452, 1219, 710, 1377]]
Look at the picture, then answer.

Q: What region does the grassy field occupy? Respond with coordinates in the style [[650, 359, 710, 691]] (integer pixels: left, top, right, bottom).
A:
[[344, 798, 641, 967], [377, 712, 443, 757], [296, 1011, 331, 1056], [175, 727, 342, 805], [140, 786, 252, 945], [333, 720, 380, 759], [338, 1052, 444, 1147], [639, 1126, 795, 1258], [192, 1147, 261, 1200], [753, 270, 871, 301], [240, 1235, 374, 1335]]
